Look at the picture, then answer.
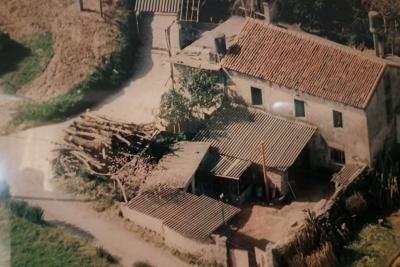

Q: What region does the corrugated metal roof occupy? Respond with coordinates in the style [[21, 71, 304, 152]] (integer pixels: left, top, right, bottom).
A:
[[331, 164, 366, 188], [222, 19, 387, 109], [194, 106, 317, 171], [127, 189, 240, 241], [211, 155, 251, 180], [143, 141, 210, 190], [135, 0, 182, 14]]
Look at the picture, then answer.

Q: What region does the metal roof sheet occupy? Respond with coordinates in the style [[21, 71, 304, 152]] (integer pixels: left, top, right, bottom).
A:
[[221, 19, 387, 109], [211, 154, 251, 180], [331, 164, 366, 188], [135, 0, 182, 14], [143, 141, 210, 190], [127, 189, 240, 241], [194, 106, 317, 171]]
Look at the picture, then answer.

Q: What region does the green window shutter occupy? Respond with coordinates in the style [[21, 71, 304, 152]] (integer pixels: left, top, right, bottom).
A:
[[333, 110, 343, 128], [294, 100, 305, 117], [251, 87, 263, 105]]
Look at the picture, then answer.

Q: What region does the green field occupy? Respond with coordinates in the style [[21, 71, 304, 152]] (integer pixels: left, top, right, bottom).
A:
[[0, 205, 120, 267], [341, 222, 400, 267], [0, 32, 54, 93]]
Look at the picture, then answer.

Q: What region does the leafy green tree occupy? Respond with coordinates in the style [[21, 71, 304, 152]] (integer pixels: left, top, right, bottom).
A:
[[273, 0, 373, 47], [369, 0, 400, 54], [179, 69, 222, 109], [159, 69, 222, 132], [159, 89, 192, 133]]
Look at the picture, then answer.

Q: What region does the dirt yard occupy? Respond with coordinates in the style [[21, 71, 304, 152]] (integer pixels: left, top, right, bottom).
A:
[[230, 175, 334, 250], [0, 0, 120, 100]]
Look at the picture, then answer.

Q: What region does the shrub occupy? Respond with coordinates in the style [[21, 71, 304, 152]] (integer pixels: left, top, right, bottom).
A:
[[133, 261, 152, 267], [6, 199, 44, 223], [23, 206, 44, 224], [0, 32, 11, 51], [0, 181, 10, 200], [345, 192, 367, 215], [95, 246, 118, 263], [7, 199, 28, 217]]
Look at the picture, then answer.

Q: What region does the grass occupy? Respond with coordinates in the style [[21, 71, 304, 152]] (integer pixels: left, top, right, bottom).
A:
[[0, 205, 121, 267], [14, 9, 137, 124], [340, 223, 400, 267], [0, 32, 54, 93]]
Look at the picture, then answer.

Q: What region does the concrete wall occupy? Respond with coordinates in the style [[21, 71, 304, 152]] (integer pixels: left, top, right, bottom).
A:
[[226, 71, 372, 166], [366, 66, 400, 164], [121, 205, 164, 234], [122, 206, 228, 266]]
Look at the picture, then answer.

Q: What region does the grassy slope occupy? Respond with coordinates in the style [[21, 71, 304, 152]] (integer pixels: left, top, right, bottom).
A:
[[341, 223, 400, 267], [0, 32, 54, 93], [0, 206, 120, 267]]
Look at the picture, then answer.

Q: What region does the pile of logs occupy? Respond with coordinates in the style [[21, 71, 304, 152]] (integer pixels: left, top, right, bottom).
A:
[[55, 113, 157, 180]]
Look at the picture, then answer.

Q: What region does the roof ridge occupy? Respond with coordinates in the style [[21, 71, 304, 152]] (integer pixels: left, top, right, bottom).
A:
[[246, 18, 387, 67]]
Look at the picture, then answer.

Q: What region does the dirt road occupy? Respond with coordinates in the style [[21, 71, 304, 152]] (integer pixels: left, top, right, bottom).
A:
[[0, 15, 184, 267]]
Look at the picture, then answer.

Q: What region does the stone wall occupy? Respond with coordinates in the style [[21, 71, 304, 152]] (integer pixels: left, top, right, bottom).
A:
[[226, 70, 371, 167]]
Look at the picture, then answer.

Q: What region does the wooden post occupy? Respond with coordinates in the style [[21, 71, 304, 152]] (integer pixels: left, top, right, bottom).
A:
[[99, 0, 103, 17], [78, 0, 84, 11], [164, 22, 175, 89], [260, 142, 270, 201]]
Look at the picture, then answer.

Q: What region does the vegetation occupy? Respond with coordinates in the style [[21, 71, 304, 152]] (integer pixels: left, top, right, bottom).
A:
[[272, 0, 400, 48], [159, 69, 222, 132], [6, 200, 44, 224], [14, 7, 137, 123], [132, 261, 152, 267], [0, 203, 120, 267], [96, 246, 118, 264], [0, 32, 53, 93], [341, 223, 400, 267]]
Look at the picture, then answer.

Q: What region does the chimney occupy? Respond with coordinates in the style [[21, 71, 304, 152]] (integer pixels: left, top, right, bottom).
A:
[[368, 11, 384, 58], [263, 1, 271, 24]]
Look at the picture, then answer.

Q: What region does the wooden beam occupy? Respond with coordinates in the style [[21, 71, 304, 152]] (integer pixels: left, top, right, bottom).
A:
[[260, 142, 270, 201]]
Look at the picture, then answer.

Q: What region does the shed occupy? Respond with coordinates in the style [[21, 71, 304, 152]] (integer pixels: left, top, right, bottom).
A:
[[143, 141, 210, 192], [124, 188, 240, 241], [194, 106, 317, 200]]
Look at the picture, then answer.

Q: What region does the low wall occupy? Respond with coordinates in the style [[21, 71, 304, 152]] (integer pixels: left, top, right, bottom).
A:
[[121, 205, 163, 234], [122, 206, 228, 266]]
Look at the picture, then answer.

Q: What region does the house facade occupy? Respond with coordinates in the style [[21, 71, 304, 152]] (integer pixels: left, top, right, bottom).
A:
[[221, 19, 400, 168]]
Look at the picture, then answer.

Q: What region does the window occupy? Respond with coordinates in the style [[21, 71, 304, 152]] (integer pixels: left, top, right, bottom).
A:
[[294, 100, 305, 117], [251, 87, 263, 105], [333, 110, 343, 128], [330, 148, 346, 164]]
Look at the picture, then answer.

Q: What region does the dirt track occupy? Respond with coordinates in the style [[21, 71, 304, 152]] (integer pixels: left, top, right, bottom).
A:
[[0, 0, 119, 100], [0, 12, 182, 267]]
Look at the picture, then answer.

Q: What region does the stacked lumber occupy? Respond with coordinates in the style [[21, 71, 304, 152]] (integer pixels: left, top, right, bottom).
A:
[[56, 113, 157, 177]]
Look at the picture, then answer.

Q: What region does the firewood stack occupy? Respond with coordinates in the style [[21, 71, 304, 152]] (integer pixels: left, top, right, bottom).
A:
[[55, 113, 157, 177]]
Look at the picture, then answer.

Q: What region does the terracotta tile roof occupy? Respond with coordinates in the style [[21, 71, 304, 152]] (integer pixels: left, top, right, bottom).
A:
[[127, 189, 240, 241], [194, 106, 317, 171], [221, 19, 387, 109]]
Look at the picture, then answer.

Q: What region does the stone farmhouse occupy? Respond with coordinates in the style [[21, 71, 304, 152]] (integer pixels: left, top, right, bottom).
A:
[[221, 18, 400, 168]]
